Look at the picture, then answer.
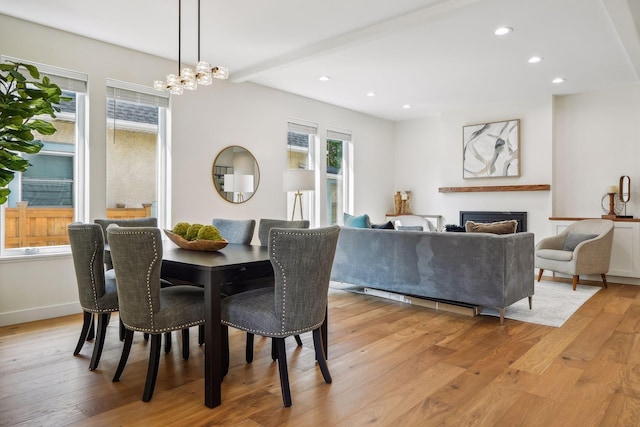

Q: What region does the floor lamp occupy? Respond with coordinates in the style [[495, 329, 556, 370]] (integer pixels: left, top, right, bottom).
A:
[[283, 170, 315, 220]]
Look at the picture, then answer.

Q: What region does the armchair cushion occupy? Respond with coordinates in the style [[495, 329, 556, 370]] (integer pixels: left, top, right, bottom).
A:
[[562, 233, 598, 251], [536, 249, 574, 262]]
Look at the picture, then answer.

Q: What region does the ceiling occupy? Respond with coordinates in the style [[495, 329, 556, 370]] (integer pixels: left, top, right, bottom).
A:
[[1, 0, 639, 121]]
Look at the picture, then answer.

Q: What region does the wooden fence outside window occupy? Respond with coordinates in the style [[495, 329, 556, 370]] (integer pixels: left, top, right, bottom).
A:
[[4, 202, 152, 248]]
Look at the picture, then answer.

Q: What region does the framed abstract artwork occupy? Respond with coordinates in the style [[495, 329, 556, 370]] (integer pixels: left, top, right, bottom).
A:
[[462, 119, 520, 179]]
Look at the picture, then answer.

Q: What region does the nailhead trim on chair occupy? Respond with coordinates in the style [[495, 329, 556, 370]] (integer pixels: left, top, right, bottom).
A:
[[121, 319, 205, 334]]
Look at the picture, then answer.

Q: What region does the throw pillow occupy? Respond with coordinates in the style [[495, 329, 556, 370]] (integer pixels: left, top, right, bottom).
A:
[[465, 220, 518, 235], [371, 221, 395, 229], [445, 224, 466, 232], [562, 233, 598, 251], [344, 213, 371, 228]]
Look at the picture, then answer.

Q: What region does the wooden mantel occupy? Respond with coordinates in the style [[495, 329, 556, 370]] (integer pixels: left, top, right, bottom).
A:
[[438, 184, 551, 193]]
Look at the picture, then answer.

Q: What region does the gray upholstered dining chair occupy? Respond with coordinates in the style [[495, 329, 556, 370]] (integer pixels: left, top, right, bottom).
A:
[[68, 222, 119, 371], [212, 218, 256, 244], [238, 218, 310, 362], [107, 225, 205, 402], [535, 219, 614, 290], [221, 225, 340, 407]]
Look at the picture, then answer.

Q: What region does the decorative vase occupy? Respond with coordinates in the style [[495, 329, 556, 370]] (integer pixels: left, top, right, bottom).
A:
[[394, 191, 402, 215]]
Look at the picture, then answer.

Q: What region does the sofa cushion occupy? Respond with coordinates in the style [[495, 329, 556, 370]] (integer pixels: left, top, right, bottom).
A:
[[465, 220, 518, 235], [562, 233, 598, 251], [344, 213, 371, 228], [371, 221, 395, 229]]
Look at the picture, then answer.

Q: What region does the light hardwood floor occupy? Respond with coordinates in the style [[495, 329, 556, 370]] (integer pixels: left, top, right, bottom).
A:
[[2, 282, 640, 426]]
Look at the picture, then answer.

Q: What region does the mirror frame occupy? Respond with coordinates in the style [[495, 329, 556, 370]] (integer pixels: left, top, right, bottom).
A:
[[211, 145, 260, 204]]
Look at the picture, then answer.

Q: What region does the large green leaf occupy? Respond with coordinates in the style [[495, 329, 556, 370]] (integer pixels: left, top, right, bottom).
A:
[[0, 188, 9, 205]]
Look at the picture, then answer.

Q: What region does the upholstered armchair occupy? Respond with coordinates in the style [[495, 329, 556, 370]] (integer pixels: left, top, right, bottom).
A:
[[535, 219, 614, 290], [221, 225, 340, 406]]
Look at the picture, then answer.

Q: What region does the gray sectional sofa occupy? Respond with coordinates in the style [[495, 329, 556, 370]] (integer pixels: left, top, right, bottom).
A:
[[330, 227, 535, 323]]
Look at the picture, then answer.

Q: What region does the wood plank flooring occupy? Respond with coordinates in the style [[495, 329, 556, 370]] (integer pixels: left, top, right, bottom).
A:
[[2, 282, 640, 426]]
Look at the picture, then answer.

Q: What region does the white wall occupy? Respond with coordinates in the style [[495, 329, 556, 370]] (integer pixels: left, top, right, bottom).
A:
[[553, 85, 640, 218], [0, 15, 394, 325], [394, 98, 554, 239]]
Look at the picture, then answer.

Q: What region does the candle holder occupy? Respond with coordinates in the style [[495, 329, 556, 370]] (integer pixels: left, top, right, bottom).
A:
[[602, 192, 617, 219]]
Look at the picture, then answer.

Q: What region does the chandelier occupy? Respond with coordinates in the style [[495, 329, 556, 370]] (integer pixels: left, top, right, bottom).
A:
[[154, 0, 228, 95]]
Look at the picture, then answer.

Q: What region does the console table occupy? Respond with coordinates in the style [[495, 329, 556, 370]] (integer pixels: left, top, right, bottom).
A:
[[549, 217, 640, 278]]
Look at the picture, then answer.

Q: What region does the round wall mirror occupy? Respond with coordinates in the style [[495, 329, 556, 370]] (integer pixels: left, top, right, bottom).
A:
[[212, 146, 260, 203]]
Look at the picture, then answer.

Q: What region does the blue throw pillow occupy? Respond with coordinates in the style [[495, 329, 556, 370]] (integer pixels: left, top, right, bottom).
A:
[[344, 213, 371, 228]]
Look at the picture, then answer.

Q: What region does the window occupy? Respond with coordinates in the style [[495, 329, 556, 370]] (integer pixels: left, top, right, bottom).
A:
[[326, 130, 353, 225], [1, 57, 87, 256], [286, 121, 317, 224], [106, 80, 170, 228]]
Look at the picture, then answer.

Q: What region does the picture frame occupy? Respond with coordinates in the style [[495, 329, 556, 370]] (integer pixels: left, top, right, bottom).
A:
[[462, 119, 520, 179]]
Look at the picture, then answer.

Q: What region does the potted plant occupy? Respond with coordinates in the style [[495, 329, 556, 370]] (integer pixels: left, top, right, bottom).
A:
[[0, 61, 66, 205]]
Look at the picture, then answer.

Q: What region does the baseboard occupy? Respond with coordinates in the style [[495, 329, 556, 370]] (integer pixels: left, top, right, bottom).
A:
[[0, 302, 81, 327], [363, 287, 479, 317]]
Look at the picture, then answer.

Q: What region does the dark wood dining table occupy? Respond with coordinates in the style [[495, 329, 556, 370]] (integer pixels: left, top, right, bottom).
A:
[[160, 243, 271, 408]]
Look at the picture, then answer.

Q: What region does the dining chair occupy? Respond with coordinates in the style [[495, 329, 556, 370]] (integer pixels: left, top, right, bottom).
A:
[[239, 219, 310, 362], [221, 225, 339, 406], [211, 218, 256, 244], [68, 222, 119, 371], [107, 225, 206, 402]]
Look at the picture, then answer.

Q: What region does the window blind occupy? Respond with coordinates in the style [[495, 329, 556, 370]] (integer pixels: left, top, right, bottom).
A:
[[327, 130, 352, 141], [1, 55, 87, 93], [106, 79, 169, 108], [288, 121, 318, 135]]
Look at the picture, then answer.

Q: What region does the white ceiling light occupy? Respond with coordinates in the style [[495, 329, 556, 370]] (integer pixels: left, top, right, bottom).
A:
[[552, 77, 566, 84], [154, 0, 228, 95], [366, 91, 376, 97], [528, 56, 543, 64], [494, 27, 513, 36], [402, 104, 411, 109], [318, 76, 331, 81]]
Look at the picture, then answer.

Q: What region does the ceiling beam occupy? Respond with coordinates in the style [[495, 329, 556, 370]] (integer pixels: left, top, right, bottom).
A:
[[602, 0, 640, 79], [230, 0, 482, 83]]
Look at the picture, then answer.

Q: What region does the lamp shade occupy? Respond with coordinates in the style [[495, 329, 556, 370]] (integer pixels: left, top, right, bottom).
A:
[[223, 174, 234, 192], [283, 170, 315, 192], [235, 174, 254, 193]]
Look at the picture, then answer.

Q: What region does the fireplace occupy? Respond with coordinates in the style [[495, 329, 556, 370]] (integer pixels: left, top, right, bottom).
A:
[[459, 211, 527, 232]]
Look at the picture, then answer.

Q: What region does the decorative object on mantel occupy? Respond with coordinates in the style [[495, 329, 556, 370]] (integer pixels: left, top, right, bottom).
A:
[[154, 0, 228, 95], [601, 184, 624, 219], [439, 184, 550, 193], [618, 175, 632, 218], [462, 119, 520, 179], [393, 191, 412, 215]]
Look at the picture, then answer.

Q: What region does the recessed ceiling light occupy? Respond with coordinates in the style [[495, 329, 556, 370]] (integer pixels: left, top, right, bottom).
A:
[[402, 104, 411, 109], [318, 76, 331, 81], [494, 27, 513, 36], [366, 91, 376, 97], [528, 56, 542, 64], [552, 77, 565, 84]]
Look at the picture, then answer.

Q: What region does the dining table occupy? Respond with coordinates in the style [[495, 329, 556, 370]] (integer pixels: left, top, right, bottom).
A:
[[159, 242, 271, 408]]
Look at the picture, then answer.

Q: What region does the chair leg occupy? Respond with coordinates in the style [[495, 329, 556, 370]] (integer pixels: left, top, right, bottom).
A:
[[143, 332, 149, 341], [572, 275, 579, 291], [294, 335, 303, 347], [143, 334, 162, 402], [113, 329, 134, 382], [222, 325, 229, 377], [601, 274, 609, 289], [198, 324, 205, 345], [537, 269, 544, 282], [164, 332, 172, 353], [245, 333, 254, 364], [89, 313, 110, 371], [182, 329, 189, 360], [312, 328, 332, 384], [271, 337, 278, 361], [74, 311, 93, 355], [274, 337, 292, 407], [119, 317, 125, 341], [86, 313, 95, 341]]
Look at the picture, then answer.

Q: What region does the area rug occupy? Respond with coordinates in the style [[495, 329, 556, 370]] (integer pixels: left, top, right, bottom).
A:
[[481, 280, 601, 327]]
